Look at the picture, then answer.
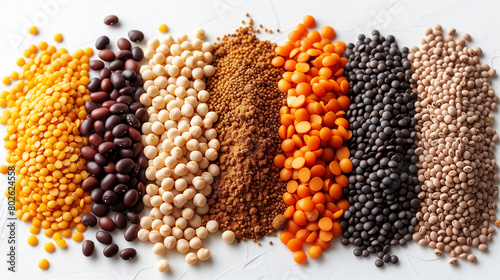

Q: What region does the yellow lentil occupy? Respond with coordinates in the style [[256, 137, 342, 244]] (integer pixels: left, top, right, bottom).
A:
[[2, 43, 91, 253], [28, 26, 38, 35], [2, 77, 11, 85], [0, 164, 8, 174], [55, 239, 66, 248], [158, 23, 168, 33], [44, 242, 55, 253], [38, 258, 49, 270], [27, 235, 38, 246], [72, 231, 83, 242], [53, 33, 63, 43]]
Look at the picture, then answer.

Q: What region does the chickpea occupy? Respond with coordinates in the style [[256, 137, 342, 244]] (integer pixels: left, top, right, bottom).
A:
[[222, 231, 236, 244], [163, 215, 175, 227], [175, 178, 188, 191], [206, 220, 219, 233], [197, 204, 209, 215], [199, 184, 212, 197], [197, 248, 211, 261], [171, 227, 184, 239], [159, 202, 173, 215], [189, 150, 203, 162], [161, 178, 175, 191], [177, 239, 190, 254], [189, 237, 202, 250], [150, 207, 163, 220], [193, 193, 207, 207], [152, 242, 166, 255], [208, 139, 221, 150], [196, 227, 208, 239], [173, 194, 187, 208], [137, 229, 150, 241], [157, 259, 170, 272], [150, 195, 163, 207], [164, 236, 177, 250], [185, 252, 198, 265], [189, 215, 202, 228], [208, 164, 220, 176]]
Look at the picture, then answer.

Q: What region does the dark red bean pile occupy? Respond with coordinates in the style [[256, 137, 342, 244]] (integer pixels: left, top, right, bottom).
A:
[[79, 31, 146, 260], [341, 30, 420, 267]]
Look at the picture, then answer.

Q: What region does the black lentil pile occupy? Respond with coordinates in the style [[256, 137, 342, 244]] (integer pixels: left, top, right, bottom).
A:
[[340, 30, 420, 267]]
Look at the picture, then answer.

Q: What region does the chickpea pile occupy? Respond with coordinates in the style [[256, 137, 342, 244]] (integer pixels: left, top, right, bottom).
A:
[[138, 31, 220, 270], [1, 42, 92, 266]]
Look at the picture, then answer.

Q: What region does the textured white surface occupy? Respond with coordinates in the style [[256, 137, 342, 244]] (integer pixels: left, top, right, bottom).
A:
[[0, 0, 500, 279]]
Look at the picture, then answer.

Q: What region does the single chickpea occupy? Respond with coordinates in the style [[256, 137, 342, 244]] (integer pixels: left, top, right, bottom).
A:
[[201, 42, 214, 52], [157, 44, 170, 55], [177, 239, 190, 254], [192, 67, 204, 80], [157, 259, 170, 272], [192, 39, 203, 50], [181, 208, 195, 220], [161, 178, 175, 192], [144, 47, 155, 59], [205, 148, 218, 161], [185, 252, 198, 265], [151, 219, 163, 231], [163, 215, 176, 227], [208, 164, 220, 176], [184, 227, 196, 240], [171, 227, 184, 239], [190, 237, 202, 250], [199, 184, 212, 197], [164, 236, 177, 250], [197, 248, 211, 261], [159, 202, 173, 215], [187, 161, 199, 174], [206, 220, 219, 233], [195, 28, 205, 39], [181, 104, 194, 117], [222, 231, 236, 244], [164, 120, 178, 130], [168, 64, 180, 77], [173, 194, 187, 208], [151, 121, 165, 135], [174, 164, 188, 176], [149, 230, 162, 243], [193, 80, 206, 91], [150, 195, 163, 207], [144, 146, 158, 159], [204, 128, 217, 141], [171, 147, 183, 159], [146, 167, 158, 180], [169, 108, 182, 121], [203, 65, 215, 77], [143, 194, 152, 207], [198, 90, 210, 103], [137, 229, 150, 241], [175, 178, 188, 191], [152, 242, 166, 255], [204, 52, 213, 64], [193, 193, 207, 207], [189, 150, 203, 163], [202, 118, 213, 129], [186, 88, 198, 97], [148, 38, 160, 49], [159, 224, 172, 237], [158, 110, 170, 123], [196, 227, 209, 239], [150, 207, 163, 220]]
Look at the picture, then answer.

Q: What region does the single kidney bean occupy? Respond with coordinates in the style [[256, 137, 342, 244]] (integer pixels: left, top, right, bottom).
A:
[[120, 248, 136, 260], [91, 203, 109, 217], [124, 58, 139, 73], [93, 120, 105, 134], [122, 70, 136, 81], [124, 224, 139, 241], [117, 38, 131, 50], [85, 100, 100, 114], [111, 73, 125, 88], [91, 107, 110, 120], [96, 231, 113, 245], [134, 108, 148, 123], [86, 161, 102, 177], [112, 124, 128, 137], [103, 244, 119, 258], [103, 162, 116, 174], [116, 174, 130, 183], [126, 114, 141, 128], [100, 68, 111, 80], [88, 77, 101, 92], [114, 184, 128, 194], [114, 137, 132, 147], [109, 202, 126, 212], [116, 50, 132, 60], [80, 119, 93, 136], [110, 60, 124, 71], [101, 78, 113, 93], [102, 190, 118, 205], [89, 60, 105, 70], [105, 115, 121, 130], [99, 217, 116, 232], [91, 188, 103, 203], [128, 30, 144, 42], [100, 174, 117, 192], [104, 131, 113, 142], [82, 240, 95, 257], [110, 103, 129, 115], [81, 214, 98, 227], [103, 15, 119, 25], [90, 91, 110, 103], [99, 49, 115, 62], [123, 189, 139, 208], [82, 176, 99, 191], [131, 47, 144, 61], [129, 200, 144, 213], [119, 86, 133, 96], [89, 133, 104, 148], [95, 35, 110, 50], [98, 142, 116, 154], [116, 158, 134, 174], [102, 100, 116, 108], [126, 212, 140, 224], [115, 212, 127, 230]]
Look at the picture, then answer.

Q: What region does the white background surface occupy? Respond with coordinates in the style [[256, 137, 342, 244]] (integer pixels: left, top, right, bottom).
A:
[[1, 0, 500, 279]]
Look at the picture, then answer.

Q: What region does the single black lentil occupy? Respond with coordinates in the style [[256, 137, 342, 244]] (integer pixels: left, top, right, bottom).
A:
[[341, 30, 420, 266]]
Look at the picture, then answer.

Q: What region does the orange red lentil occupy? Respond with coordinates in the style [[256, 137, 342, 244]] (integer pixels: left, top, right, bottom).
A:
[[273, 15, 351, 264]]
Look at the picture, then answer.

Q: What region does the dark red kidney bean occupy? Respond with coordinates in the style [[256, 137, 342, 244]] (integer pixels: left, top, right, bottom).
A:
[[81, 214, 98, 227], [99, 217, 116, 232], [116, 50, 132, 60], [120, 248, 136, 260], [104, 131, 113, 142], [109, 202, 126, 212], [116, 174, 130, 184], [104, 15, 119, 25], [138, 169, 147, 184], [94, 120, 105, 134], [89, 133, 104, 149], [99, 49, 115, 62], [104, 118, 120, 133], [119, 86, 133, 96], [116, 158, 134, 174], [102, 100, 116, 108], [91, 107, 110, 120], [88, 77, 101, 92], [129, 75, 143, 88], [101, 78, 113, 93], [124, 59, 139, 72], [102, 190, 118, 205], [110, 89, 120, 100], [128, 127, 141, 142], [90, 188, 103, 202], [82, 240, 95, 257], [122, 70, 136, 81], [114, 212, 127, 230], [103, 244, 119, 258], [136, 182, 146, 195], [82, 176, 99, 191], [126, 212, 140, 224], [124, 224, 139, 241], [129, 101, 144, 113], [101, 174, 116, 191], [90, 91, 109, 103], [128, 30, 144, 42], [86, 161, 102, 177], [91, 203, 109, 217], [130, 200, 144, 213], [111, 73, 125, 88], [114, 137, 132, 147], [95, 36, 110, 50], [89, 60, 105, 70], [85, 100, 99, 114], [116, 95, 133, 104], [117, 37, 131, 50], [110, 60, 124, 71], [131, 46, 144, 61], [133, 88, 145, 102], [80, 119, 93, 136], [132, 142, 143, 158], [98, 142, 116, 154], [100, 68, 111, 79], [94, 153, 108, 166], [81, 146, 98, 160], [137, 156, 148, 169], [123, 189, 139, 207], [96, 231, 113, 245], [134, 108, 148, 123], [118, 149, 134, 158], [112, 124, 128, 137], [103, 162, 116, 174], [110, 103, 129, 115]]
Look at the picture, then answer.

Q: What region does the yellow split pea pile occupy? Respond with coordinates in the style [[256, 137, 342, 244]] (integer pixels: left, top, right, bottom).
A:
[[1, 42, 93, 269]]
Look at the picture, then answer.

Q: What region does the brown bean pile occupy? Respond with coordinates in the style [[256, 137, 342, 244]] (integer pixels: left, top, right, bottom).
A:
[[410, 25, 499, 264], [205, 23, 286, 241]]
